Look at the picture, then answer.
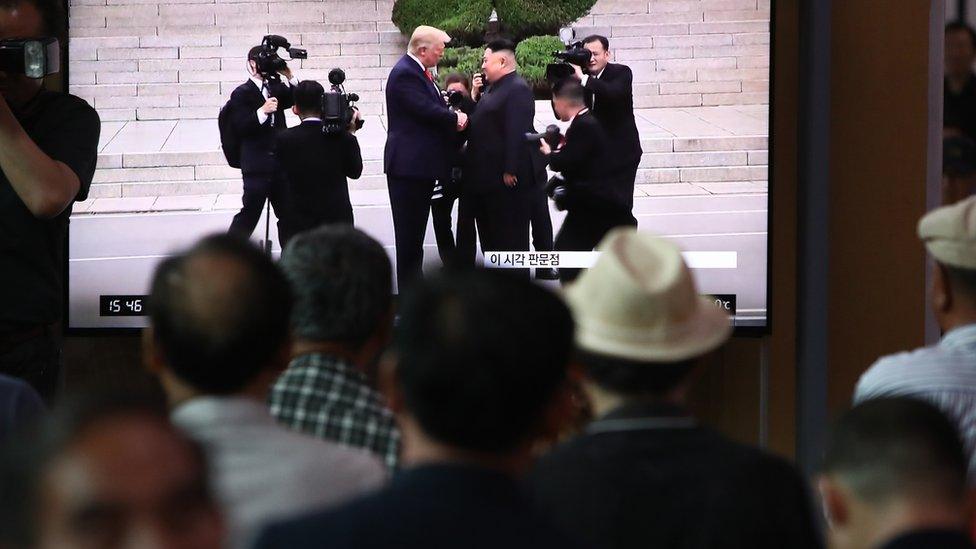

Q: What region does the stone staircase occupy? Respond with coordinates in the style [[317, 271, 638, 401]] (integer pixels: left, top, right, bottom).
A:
[[69, 0, 770, 209]]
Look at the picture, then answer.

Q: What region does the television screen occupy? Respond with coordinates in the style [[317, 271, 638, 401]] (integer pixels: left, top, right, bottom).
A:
[[66, 0, 772, 331]]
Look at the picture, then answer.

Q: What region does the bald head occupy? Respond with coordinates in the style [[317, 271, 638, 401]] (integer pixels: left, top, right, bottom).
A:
[[147, 234, 292, 395]]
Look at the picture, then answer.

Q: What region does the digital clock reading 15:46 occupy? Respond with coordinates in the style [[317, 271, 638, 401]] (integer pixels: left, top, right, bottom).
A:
[[99, 295, 149, 317]]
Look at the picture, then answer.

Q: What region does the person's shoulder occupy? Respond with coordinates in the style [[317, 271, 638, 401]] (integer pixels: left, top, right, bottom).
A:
[[606, 62, 632, 77], [280, 425, 385, 479], [256, 485, 392, 549], [854, 344, 958, 400], [230, 81, 256, 99], [46, 91, 99, 123]]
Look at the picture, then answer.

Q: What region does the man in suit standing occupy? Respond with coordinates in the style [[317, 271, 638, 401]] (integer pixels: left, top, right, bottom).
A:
[[226, 45, 299, 245], [539, 79, 637, 283], [572, 35, 643, 216], [462, 39, 544, 273], [385, 26, 468, 291], [274, 80, 363, 235]]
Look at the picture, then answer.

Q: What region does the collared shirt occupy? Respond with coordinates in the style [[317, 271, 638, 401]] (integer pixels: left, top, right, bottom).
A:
[[579, 66, 606, 88], [172, 396, 385, 549], [250, 73, 300, 126], [406, 51, 427, 74], [855, 323, 976, 477], [269, 352, 401, 471]]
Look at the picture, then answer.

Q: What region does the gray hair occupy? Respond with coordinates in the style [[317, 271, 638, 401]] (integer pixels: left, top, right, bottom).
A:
[[279, 225, 393, 348]]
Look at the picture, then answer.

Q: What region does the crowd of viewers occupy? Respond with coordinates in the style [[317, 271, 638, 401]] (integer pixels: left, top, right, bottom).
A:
[[5, 202, 976, 548]]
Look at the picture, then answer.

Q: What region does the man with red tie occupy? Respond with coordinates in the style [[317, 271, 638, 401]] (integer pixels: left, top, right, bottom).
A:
[[384, 26, 468, 291]]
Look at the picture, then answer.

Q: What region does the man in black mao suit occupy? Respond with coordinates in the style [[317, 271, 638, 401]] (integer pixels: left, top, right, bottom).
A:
[[274, 80, 363, 235], [573, 35, 643, 213], [384, 26, 467, 291], [462, 39, 545, 273], [226, 45, 299, 245], [540, 79, 636, 284]]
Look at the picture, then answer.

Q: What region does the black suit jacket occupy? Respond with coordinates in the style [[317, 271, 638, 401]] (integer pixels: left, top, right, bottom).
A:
[[274, 120, 363, 232], [227, 79, 294, 174], [527, 403, 822, 549], [879, 530, 974, 549], [584, 63, 643, 168], [548, 110, 629, 212], [384, 55, 458, 181], [465, 72, 545, 194], [254, 464, 584, 549]]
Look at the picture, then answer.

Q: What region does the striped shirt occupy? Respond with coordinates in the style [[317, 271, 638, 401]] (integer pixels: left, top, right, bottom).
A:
[[855, 323, 976, 476]]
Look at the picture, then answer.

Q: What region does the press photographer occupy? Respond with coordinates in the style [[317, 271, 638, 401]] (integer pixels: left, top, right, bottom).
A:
[[569, 35, 643, 215], [538, 79, 636, 284], [222, 34, 304, 246], [274, 80, 363, 234], [0, 0, 100, 401]]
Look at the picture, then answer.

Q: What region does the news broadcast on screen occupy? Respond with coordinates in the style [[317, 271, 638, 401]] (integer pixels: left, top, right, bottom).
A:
[[59, 0, 772, 331]]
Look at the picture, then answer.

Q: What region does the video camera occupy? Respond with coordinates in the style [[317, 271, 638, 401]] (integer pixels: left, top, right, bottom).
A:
[[254, 35, 306, 82], [321, 68, 364, 135], [0, 38, 59, 78], [525, 124, 562, 150], [545, 41, 592, 85], [441, 89, 465, 111]]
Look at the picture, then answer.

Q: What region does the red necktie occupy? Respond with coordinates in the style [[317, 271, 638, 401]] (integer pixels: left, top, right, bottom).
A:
[[425, 69, 433, 82]]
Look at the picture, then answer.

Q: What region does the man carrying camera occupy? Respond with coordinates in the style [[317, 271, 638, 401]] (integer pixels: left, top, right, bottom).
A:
[[226, 44, 299, 245], [540, 79, 636, 284], [274, 80, 363, 234], [571, 35, 643, 214], [0, 0, 100, 402]]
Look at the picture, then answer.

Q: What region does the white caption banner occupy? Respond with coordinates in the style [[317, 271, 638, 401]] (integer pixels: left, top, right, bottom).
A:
[[484, 251, 738, 269]]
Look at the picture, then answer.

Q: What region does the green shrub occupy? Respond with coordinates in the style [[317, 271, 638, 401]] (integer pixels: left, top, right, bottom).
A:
[[436, 46, 484, 87], [391, 0, 596, 46], [515, 35, 564, 91], [391, 0, 493, 47], [496, 0, 596, 40]]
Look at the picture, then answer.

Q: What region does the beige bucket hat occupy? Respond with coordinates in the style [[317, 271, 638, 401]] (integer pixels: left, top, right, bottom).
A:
[[918, 195, 976, 269], [564, 228, 732, 363]]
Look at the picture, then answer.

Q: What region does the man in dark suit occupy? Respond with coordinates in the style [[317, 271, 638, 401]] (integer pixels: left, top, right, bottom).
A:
[[226, 45, 298, 244], [274, 80, 363, 235], [254, 270, 580, 549], [462, 39, 545, 273], [539, 79, 637, 284], [572, 35, 643, 214], [385, 25, 467, 291]]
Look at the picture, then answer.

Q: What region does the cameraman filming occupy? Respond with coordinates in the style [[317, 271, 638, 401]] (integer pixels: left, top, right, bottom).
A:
[[570, 35, 642, 215], [539, 79, 636, 284], [0, 0, 101, 402], [226, 44, 300, 244], [274, 80, 363, 233]]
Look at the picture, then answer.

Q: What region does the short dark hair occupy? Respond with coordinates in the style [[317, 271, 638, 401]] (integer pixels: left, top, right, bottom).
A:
[[581, 351, 696, 397], [247, 45, 263, 62], [582, 34, 610, 52], [444, 72, 471, 92], [942, 263, 976, 300], [0, 0, 65, 38], [148, 234, 292, 395], [0, 389, 180, 549], [823, 397, 967, 504], [947, 21, 976, 51], [294, 80, 324, 115], [394, 270, 574, 454], [279, 225, 393, 349], [486, 38, 516, 55], [552, 78, 586, 105]]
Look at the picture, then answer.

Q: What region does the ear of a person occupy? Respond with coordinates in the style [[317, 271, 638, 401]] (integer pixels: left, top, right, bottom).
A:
[[817, 475, 849, 529]]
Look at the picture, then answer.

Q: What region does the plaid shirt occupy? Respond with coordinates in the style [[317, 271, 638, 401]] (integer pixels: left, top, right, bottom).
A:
[[269, 352, 401, 471]]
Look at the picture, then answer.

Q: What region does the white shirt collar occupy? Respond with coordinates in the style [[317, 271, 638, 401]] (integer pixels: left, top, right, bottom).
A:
[[249, 74, 265, 91], [569, 107, 589, 125], [595, 66, 606, 79], [406, 51, 428, 74]]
